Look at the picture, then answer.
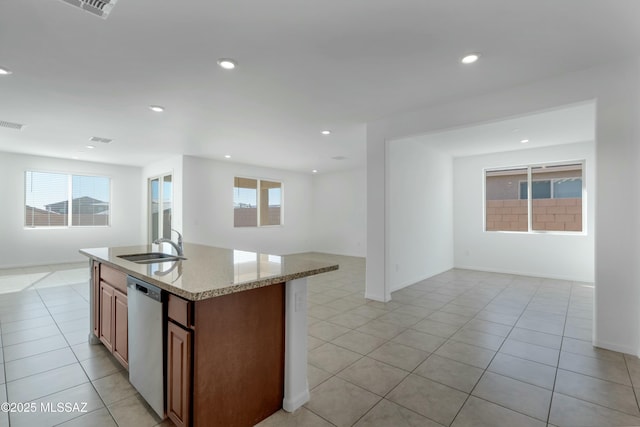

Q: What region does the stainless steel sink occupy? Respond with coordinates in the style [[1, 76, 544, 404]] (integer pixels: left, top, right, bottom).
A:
[[118, 252, 186, 264]]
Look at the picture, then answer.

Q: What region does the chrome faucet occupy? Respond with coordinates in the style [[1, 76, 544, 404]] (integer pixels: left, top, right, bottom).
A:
[[153, 229, 184, 256]]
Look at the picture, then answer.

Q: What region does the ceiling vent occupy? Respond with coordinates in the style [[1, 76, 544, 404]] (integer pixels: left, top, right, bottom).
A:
[[331, 156, 347, 161], [59, 0, 119, 19], [89, 136, 113, 144], [0, 120, 25, 130]]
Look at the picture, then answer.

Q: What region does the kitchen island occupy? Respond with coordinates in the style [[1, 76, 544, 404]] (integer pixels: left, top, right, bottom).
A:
[[80, 243, 338, 427]]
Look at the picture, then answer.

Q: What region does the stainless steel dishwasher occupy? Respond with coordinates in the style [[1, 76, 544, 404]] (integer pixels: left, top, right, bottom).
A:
[[127, 275, 165, 419]]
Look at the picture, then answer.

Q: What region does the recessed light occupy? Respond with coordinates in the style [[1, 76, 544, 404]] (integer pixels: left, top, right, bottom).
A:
[[312, 169, 318, 173], [520, 139, 529, 144], [461, 53, 480, 64], [86, 145, 95, 149], [0, 67, 12, 75], [217, 58, 236, 70], [72, 156, 79, 160], [149, 105, 165, 112], [321, 130, 331, 135], [224, 154, 231, 159]]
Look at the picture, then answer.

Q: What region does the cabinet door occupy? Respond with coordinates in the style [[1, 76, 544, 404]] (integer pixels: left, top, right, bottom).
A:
[[99, 282, 114, 352], [167, 321, 192, 427], [112, 288, 128, 369], [92, 262, 100, 338]]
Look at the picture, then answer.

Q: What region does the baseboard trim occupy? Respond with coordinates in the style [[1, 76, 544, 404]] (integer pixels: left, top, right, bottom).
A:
[[592, 337, 637, 357], [282, 389, 310, 413], [364, 292, 389, 302], [389, 266, 455, 293], [453, 264, 594, 283]]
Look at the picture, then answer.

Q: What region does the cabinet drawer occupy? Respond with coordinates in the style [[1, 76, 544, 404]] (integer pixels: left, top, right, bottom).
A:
[[100, 264, 127, 294], [168, 294, 193, 328]]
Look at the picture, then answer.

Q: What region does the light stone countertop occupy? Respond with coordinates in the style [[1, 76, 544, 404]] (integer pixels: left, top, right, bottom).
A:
[[80, 243, 339, 301]]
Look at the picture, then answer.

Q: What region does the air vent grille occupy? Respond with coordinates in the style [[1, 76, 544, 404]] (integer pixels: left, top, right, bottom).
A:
[[90, 136, 113, 144], [0, 120, 25, 130], [59, 0, 119, 19]]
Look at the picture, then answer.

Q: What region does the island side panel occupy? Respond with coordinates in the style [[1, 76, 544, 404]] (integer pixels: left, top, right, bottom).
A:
[[283, 277, 309, 411], [193, 283, 285, 427]]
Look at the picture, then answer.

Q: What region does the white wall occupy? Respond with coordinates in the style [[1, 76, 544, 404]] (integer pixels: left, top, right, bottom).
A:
[[366, 124, 388, 301], [0, 151, 144, 268], [453, 142, 595, 282], [594, 60, 640, 355], [366, 58, 640, 356], [182, 156, 313, 255], [311, 168, 366, 257], [388, 140, 454, 291]]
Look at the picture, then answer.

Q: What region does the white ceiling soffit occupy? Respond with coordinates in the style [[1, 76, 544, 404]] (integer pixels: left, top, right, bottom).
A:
[[395, 102, 596, 158], [58, 0, 119, 18]]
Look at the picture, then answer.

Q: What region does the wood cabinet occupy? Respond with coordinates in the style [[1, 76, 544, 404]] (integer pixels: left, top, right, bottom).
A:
[[165, 285, 284, 427], [94, 262, 128, 369], [92, 261, 285, 426], [167, 321, 192, 427], [112, 288, 128, 367], [99, 281, 114, 352]]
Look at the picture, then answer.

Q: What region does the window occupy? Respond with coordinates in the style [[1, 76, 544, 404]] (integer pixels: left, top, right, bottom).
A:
[[485, 162, 583, 233], [25, 171, 110, 228], [518, 178, 582, 199], [260, 180, 282, 226], [234, 177, 282, 227], [149, 174, 172, 242]]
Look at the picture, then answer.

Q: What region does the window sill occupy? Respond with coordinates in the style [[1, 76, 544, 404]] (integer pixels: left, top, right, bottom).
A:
[[484, 230, 587, 236]]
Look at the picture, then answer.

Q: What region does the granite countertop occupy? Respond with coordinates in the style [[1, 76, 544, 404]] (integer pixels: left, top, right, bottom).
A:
[[80, 243, 338, 301]]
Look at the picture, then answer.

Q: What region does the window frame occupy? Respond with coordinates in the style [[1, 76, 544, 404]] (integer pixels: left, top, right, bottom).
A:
[[24, 169, 112, 229], [148, 173, 173, 243], [517, 177, 583, 200], [233, 176, 284, 228], [484, 160, 586, 235]]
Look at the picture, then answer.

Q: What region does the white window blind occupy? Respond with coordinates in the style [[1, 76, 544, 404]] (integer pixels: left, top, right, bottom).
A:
[[25, 171, 110, 228], [72, 175, 110, 226]]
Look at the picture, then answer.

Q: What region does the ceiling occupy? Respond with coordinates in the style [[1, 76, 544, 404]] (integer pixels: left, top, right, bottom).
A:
[[0, 1, 639, 173], [397, 102, 596, 157]]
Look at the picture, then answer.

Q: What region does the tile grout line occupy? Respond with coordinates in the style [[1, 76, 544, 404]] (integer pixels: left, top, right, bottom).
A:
[[301, 262, 349, 427], [306, 265, 391, 426], [22, 271, 57, 293], [624, 357, 640, 414], [308, 270, 610, 426], [546, 280, 585, 425], [0, 318, 10, 427], [448, 275, 544, 426], [386, 275, 504, 426], [338, 274, 527, 426], [31, 276, 120, 427]]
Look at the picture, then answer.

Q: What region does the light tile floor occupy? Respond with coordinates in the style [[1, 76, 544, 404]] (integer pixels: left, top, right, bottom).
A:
[[259, 254, 640, 427], [0, 262, 171, 427], [1, 256, 639, 427]]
